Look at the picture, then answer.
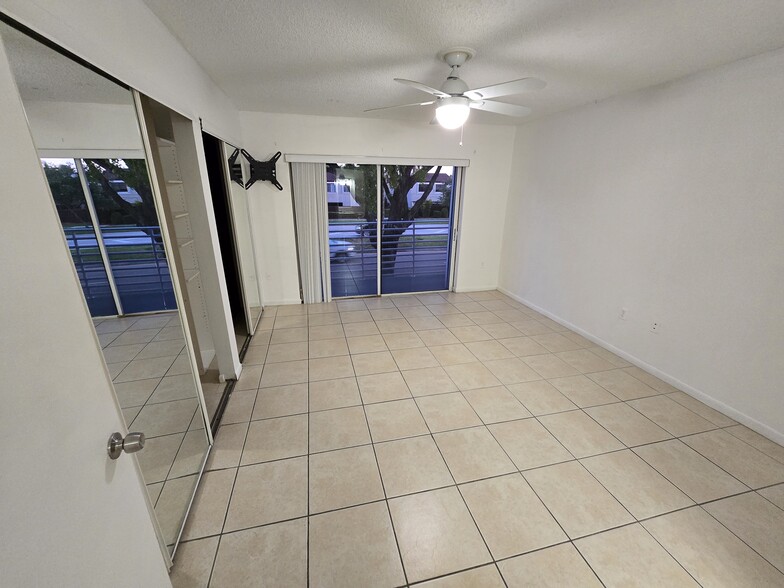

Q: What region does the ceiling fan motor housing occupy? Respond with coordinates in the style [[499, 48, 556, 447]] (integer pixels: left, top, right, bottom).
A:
[[438, 47, 474, 95], [441, 76, 469, 95]]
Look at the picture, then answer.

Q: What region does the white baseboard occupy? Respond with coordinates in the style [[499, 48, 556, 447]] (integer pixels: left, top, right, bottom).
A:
[[454, 285, 498, 293], [264, 298, 302, 307], [498, 287, 784, 446]]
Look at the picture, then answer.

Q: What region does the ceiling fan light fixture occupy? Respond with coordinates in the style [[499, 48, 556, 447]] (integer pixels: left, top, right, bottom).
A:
[[370, 48, 544, 125], [436, 96, 470, 129]]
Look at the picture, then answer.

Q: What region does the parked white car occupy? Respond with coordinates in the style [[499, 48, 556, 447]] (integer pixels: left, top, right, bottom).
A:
[[329, 239, 356, 260]]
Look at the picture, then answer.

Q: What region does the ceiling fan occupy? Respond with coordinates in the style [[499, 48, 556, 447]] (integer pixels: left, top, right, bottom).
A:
[[366, 47, 546, 129]]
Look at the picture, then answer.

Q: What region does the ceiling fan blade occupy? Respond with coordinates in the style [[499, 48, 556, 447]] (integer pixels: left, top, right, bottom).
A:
[[470, 100, 532, 118], [394, 78, 450, 98], [364, 100, 435, 113], [465, 77, 546, 100]]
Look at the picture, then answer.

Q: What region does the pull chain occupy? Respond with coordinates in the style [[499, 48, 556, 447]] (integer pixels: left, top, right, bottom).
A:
[[459, 124, 464, 146]]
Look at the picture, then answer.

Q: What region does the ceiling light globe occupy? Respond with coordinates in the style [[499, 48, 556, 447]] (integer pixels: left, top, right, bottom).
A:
[[436, 97, 470, 129]]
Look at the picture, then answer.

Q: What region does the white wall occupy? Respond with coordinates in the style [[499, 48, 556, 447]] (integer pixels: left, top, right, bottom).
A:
[[499, 48, 784, 441], [0, 0, 242, 143], [25, 101, 144, 153], [239, 111, 516, 304]]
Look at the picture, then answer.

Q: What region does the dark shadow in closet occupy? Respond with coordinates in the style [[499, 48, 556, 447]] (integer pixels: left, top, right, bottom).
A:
[[202, 132, 250, 359]]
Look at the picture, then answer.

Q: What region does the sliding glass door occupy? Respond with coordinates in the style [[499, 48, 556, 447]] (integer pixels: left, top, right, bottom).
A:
[[43, 158, 118, 316], [42, 156, 176, 316], [326, 163, 458, 298], [381, 165, 456, 294], [326, 164, 378, 297], [80, 158, 176, 313]]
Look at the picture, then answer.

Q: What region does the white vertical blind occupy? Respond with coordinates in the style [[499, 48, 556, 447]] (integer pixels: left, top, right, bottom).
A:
[[290, 163, 331, 303]]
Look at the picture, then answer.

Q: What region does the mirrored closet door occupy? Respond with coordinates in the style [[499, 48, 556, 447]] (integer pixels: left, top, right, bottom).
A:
[[0, 21, 211, 556], [222, 141, 263, 336], [202, 132, 264, 357]]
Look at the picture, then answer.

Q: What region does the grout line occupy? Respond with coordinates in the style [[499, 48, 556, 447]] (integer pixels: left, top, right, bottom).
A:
[[633, 517, 706, 587], [656, 435, 753, 493], [405, 561, 508, 587], [305, 336, 310, 588], [485, 386, 691, 585], [407, 386, 506, 584], [479, 409, 599, 585], [697, 502, 784, 579], [570, 545, 608, 588], [160, 413, 199, 484], [123, 392, 202, 411], [205, 362, 259, 587], [717, 426, 784, 467], [351, 344, 410, 586], [629, 438, 752, 503], [755, 487, 784, 515], [635, 429, 784, 575], [198, 512, 311, 542], [615, 437, 781, 582]]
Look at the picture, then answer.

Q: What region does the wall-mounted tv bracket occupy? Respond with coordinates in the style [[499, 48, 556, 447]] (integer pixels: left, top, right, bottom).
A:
[[227, 148, 245, 187], [226, 149, 284, 190], [245, 150, 283, 190]]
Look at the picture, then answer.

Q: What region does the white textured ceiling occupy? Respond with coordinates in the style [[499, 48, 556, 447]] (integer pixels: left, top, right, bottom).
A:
[[142, 0, 784, 124]]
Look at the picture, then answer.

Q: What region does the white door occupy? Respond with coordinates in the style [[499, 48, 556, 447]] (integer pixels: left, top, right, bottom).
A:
[[0, 40, 171, 587]]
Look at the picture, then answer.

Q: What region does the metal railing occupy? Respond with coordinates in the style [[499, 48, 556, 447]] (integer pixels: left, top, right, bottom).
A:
[[378, 219, 450, 275], [63, 227, 114, 310], [327, 218, 451, 295], [64, 225, 175, 313]]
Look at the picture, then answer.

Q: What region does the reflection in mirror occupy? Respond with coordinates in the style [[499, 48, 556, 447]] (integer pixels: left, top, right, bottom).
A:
[[201, 133, 264, 362], [0, 22, 210, 554], [142, 101, 231, 426], [223, 142, 263, 334]]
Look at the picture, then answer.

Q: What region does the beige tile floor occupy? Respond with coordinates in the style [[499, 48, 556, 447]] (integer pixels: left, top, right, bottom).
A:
[[170, 291, 784, 587], [95, 312, 219, 547]]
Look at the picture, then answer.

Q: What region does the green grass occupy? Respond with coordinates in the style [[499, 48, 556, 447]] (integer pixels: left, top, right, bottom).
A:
[[400, 236, 448, 248]]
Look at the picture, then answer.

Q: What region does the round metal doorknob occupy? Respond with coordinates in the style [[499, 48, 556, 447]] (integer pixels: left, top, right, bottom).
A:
[[107, 431, 146, 460]]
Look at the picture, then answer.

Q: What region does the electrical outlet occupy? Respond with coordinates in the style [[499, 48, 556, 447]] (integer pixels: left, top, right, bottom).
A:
[[619, 307, 627, 320], [650, 322, 660, 334]]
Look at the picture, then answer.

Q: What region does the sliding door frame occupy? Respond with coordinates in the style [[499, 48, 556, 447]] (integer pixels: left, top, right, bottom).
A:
[[288, 155, 469, 300], [336, 162, 466, 299], [447, 166, 465, 292], [74, 158, 125, 315], [376, 164, 382, 297]]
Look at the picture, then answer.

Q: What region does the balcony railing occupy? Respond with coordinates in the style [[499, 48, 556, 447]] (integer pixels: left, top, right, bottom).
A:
[[328, 218, 451, 295], [64, 225, 175, 314]]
